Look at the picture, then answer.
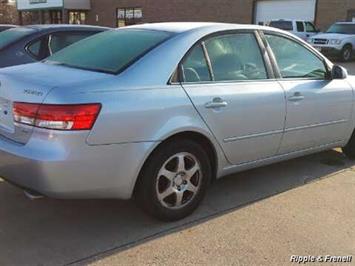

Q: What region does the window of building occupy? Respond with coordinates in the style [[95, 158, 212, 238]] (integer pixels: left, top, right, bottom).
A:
[[69, 11, 87, 25], [50, 10, 62, 24], [117, 8, 143, 28]]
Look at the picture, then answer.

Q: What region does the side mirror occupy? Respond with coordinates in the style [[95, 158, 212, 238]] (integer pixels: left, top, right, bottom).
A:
[[331, 65, 348, 79]]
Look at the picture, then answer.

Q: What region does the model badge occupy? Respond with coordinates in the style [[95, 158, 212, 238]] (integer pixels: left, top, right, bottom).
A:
[[24, 89, 44, 96]]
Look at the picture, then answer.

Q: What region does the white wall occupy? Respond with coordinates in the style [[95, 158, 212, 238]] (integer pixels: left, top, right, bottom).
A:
[[255, 0, 317, 24]]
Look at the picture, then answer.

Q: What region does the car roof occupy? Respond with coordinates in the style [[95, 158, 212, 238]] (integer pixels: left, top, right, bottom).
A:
[[269, 19, 310, 22], [125, 22, 278, 34], [0, 24, 17, 27], [23, 24, 110, 31]]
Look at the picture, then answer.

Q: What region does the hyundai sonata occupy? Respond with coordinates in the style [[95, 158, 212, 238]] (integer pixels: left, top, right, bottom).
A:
[[0, 23, 354, 221]]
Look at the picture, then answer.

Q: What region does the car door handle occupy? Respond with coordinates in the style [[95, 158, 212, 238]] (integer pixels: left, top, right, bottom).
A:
[[288, 93, 305, 102], [205, 97, 228, 109]]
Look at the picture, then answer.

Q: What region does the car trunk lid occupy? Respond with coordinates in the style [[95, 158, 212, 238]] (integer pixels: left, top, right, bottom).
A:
[[0, 62, 111, 144], [0, 73, 52, 144]]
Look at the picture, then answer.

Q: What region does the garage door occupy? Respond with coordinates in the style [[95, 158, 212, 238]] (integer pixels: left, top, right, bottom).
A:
[[255, 0, 316, 25]]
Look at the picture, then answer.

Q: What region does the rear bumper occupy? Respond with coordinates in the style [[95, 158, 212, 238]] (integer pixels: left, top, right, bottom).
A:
[[0, 128, 156, 199]]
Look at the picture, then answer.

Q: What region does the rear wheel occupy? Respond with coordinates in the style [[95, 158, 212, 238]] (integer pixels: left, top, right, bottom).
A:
[[340, 45, 352, 62], [135, 139, 211, 221]]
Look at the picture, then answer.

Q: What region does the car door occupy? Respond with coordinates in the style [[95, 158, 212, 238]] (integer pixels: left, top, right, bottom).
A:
[[180, 31, 286, 165], [263, 32, 353, 154], [295, 21, 307, 40], [304, 22, 318, 39]]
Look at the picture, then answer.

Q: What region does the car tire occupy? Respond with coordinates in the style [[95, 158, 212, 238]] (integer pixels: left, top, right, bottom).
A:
[[340, 45, 352, 62], [135, 139, 212, 221], [342, 130, 355, 159]]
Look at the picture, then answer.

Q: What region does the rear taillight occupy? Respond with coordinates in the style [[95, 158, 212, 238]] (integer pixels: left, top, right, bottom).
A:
[[13, 102, 101, 130]]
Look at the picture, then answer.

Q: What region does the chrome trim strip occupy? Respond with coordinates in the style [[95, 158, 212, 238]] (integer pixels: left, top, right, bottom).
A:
[[285, 119, 348, 133], [224, 129, 283, 143]]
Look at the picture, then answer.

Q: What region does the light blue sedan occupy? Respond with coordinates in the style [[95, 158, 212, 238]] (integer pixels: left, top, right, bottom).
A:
[[0, 22, 354, 221]]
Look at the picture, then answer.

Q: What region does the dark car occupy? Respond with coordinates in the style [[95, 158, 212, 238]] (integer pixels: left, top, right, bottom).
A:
[[0, 24, 17, 32], [0, 24, 109, 68]]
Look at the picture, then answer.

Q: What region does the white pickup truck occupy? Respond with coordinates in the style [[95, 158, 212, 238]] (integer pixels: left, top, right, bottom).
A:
[[308, 22, 355, 61], [269, 19, 319, 41]]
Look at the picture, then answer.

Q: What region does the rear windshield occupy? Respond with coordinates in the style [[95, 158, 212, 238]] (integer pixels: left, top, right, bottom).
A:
[[0, 27, 35, 49], [45, 29, 173, 74], [269, 21, 293, 31], [326, 23, 355, 34]]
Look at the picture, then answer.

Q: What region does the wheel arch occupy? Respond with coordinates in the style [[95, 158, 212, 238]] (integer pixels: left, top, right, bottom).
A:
[[344, 43, 353, 49], [133, 130, 219, 197]]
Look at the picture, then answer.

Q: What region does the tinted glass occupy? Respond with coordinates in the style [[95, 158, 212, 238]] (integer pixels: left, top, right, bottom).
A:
[[48, 32, 93, 54], [181, 45, 211, 82], [265, 34, 327, 79], [0, 26, 14, 32], [269, 21, 293, 31], [27, 39, 42, 58], [326, 23, 355, 34], [0, 27, 35, 49], [296, 22, 304, 32], [46, 29, 172, 74], [205, 33, 267, 81], [305, 22, 317, 32]]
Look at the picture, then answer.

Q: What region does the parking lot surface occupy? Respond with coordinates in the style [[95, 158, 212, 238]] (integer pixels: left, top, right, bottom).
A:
[[0, 63, 354, 266]]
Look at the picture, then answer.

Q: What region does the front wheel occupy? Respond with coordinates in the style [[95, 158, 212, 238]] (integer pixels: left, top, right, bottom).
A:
[[135, 139, 212, 221], [342, 130, 355, 159], [340, 45, 352, 62]]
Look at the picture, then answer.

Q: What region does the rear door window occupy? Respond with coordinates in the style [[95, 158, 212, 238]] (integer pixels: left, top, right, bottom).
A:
[[204, 33, 267, 81]]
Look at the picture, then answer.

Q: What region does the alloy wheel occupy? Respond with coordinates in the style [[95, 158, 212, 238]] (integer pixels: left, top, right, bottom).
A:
[[156, 152, 202, 209]]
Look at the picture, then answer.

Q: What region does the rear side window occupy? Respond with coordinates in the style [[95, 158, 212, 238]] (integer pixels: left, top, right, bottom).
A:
[[48, 31, 95, 55], [0, 27, 35, 49], [46, 29, 172, 74], [269, 21, 293, 31], [265, 34, 327, 79], [27, 39, 42, 58], [181, 45, 211, 82], [296, 22, 304, 32], [26, 35, 49, 60], [205, 33, 267, 81]]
